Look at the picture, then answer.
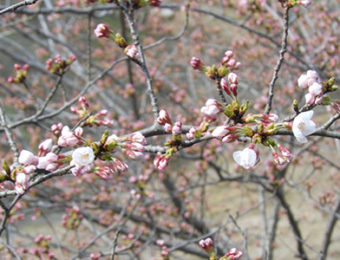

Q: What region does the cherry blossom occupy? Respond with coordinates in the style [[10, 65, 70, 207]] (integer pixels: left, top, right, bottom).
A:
[[94, 23, 111, 38], [233, 147, 258, 169], [19, 150, 38, 166], [15, 172, 29, 195], [71, 147, 95, 167], [292, 111, 316, 143]]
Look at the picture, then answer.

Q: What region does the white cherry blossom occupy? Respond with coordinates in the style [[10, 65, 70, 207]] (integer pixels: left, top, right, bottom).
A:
[[233, 148, 257, 170], [292, 111, 316, 143], [71, 147, 95, 167]]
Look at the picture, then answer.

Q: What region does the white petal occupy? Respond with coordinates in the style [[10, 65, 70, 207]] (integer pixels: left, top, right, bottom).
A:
[[303, 120, 316, 136], [233, 151, 243, 166], [242, 148, 257, 168], [300, 110, 314, 120], [295, 131, 308, 143]]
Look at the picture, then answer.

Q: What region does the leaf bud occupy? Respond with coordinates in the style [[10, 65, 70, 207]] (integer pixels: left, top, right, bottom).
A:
[[252, 133, 262, 144], [217, 66, 228, 78], [331, 85, 338, 92], [327, 77, 335, 86], [114, 33, 128, 48], [224, 104, 234, 118], [90, 143, 100, 155], [293, 99, 299, 113], [232, 100, 239, 112], [239, 101, 249, 115], [100, 130, 109, 146], [2, 160, 10, 175], [321, 96, 331, 105]]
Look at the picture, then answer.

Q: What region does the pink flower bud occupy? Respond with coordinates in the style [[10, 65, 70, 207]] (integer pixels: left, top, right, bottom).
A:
[[124, 45, 139, 59], [172, 121, 182, 136], [19, 150, 38, 166], [221, 56, 230, 66], [129, 132, 147, 145], [222, 134, 237, 143], [45, 152, 58, 163], [221, 78, 231, 96], [157, 109, 172, 125], [23, 165, 36, 174], [164, 123, 172, 133], [22, 64, 29, 71], [38, 139, 53, 156], [186, 127, 196, 140], [157, 239, 165, 247], [97, 109, 108, 117], [90, 253, 100, 260], [150, 0, 162, 7], [8, 76, 15, 83], [46, 163, 58, 172], [154, 153, 169, 171], [298, 73, 308, 89], [69, 54, 76, 62], [74, 127, 83, 138], [201, 99, 222, 117], [14, 64, 21, 70], [190, 57, 203, 70], [278, 144, 293, 162], [224, 50, 234, 58], [305, 93, 315, 105], [308, 82, 322, 96], [225, 248, 243, 259], [227, 59, 236, 67], [78, 96, 89, 108], [212, 126, 230, 138], [94, 23, 111, 38], [71, 164, 92, 177], [15, 172, 28, 195], [199, 238, 213, 252], [299, 0, 312, 7], [230, 83, 238, 96], [228, 72, 238, 84]]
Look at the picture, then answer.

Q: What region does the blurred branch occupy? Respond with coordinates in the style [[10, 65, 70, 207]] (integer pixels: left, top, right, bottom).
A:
[[0, 106, 19, 165], [0, 0, 38, 15], [276, 188, 308, 260], [319, 195, 340, 260]]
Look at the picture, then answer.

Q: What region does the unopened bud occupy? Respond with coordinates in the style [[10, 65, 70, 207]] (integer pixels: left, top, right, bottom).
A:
[[239, 101, 249, 115], [331, 85, 338, 92], [2, 160, 10, 175], [224, 104, 234, 118], [218, 66, 228, 78], [100, 130, 109, 145], [321, 96, 331, 105], [293, 99, 299, 113], [327, 77, 335, 86], [252, 133, 262, 144], [114, 33, 127, 48]]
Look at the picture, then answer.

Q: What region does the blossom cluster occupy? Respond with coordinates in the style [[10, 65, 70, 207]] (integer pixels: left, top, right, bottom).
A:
[[14, 140, 62, 194], [298, 70, 325, 105], [198, 237, 243, 260], [70, 96, 114, 127], [45, 54, 76, 75], [7, 63, 29, 84], [9, 121, 147, 194], [188, 54, 326, 171]]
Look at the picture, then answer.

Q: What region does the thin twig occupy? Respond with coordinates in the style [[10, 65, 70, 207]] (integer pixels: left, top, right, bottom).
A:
[[0, 0, 38, 15], [319, 195, 340, 260], [121, 6, 160, 119], [0, 106, 19, 165], [265, 6, 290, 114]]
